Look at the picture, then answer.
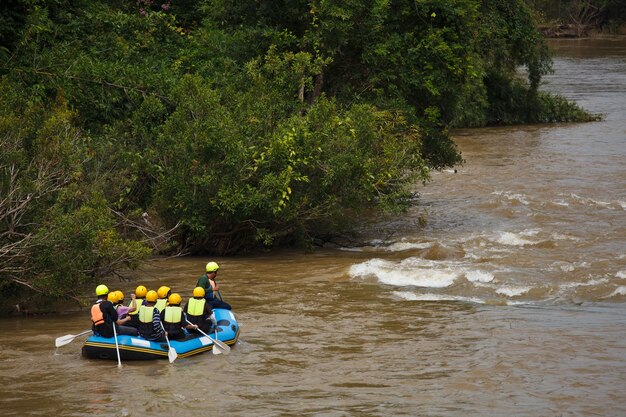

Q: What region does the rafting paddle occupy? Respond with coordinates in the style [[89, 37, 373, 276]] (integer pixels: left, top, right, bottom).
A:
[[185, 319, 230, 355], [55, 330, 92, 348], [161, 323, 178, 363], [112, 324, 122, 367]]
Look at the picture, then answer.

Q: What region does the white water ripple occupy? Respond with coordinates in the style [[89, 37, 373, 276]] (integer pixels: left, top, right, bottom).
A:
[[349, 258, 459, 288], [606, 286, 626, 297], [393, 291, 486, 304], [465, 270, 494, 283], [495, 231, 536, 246], [492, 190, 530, 205], [495, 286, 532, 297]]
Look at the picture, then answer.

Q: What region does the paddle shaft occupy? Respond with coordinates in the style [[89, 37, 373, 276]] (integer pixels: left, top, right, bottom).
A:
[[112, 324, 122, 367], [185, 318, 230, 354]]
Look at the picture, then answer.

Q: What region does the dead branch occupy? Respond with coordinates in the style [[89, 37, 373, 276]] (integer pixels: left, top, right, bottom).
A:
[[0, 157, 71, 292], [111, 209, 182, 252]]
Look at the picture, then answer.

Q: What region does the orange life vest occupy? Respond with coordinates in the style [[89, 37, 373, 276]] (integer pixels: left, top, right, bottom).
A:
[[91, 303, 105, 326]]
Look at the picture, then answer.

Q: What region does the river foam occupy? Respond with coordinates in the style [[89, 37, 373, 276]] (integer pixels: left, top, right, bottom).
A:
[[392, 291, 486, 304], [465, 270, 494, 283], [349, 258, 459, 288], [568, 193, 626, 211], [492, 190, 530, 205], [495, 285, 532, 297], [607, 286, 626, 297]]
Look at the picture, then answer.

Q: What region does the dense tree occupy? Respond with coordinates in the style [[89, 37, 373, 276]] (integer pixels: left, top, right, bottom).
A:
[[0, 0, 596, 309], [527, 0, 626, 34]]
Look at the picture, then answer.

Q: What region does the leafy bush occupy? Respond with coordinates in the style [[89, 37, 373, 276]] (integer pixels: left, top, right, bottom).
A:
[[0, 0, 599, 308], [154, 73, 428, 253]]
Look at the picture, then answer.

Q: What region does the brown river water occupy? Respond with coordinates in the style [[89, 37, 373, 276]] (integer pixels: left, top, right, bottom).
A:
[[1, 37, 626, 417]]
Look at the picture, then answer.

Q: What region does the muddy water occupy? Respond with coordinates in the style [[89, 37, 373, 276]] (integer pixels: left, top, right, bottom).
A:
[[2, 37, 626, 416]]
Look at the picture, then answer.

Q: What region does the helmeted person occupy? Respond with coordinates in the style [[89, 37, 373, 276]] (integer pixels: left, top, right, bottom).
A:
[[127, 285, 147, 329], [160, 293, 194, 340], [91, 285, 118, 338], [107, 290, 137, 336], [196, 262, 231, 310], [137, 290, 166, 341], [155, 286, 171, 313], [109, 290, 136, 318], [184, 287, 214, 334]]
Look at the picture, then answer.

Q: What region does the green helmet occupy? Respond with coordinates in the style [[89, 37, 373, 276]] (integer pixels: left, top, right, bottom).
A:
[[95, 284, 109, 296], [205, 261, 220, 273]]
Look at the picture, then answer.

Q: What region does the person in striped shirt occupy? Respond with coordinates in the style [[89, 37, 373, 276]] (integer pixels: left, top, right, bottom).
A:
[[137, 290, 166, 341]]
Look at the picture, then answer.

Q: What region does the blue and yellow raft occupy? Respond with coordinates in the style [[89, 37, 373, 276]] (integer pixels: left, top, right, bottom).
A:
[[81, 308, 239, 360]]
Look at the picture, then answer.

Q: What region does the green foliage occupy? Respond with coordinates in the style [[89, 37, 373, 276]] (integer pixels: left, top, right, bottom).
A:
[[8, 2, 184, 130], [533, 91, 602, 123], [32, 195, 150, 297], [482, 73, 599, 126], [0, 75, 150, 303], [0, 0, 599, 308], [0, 0, 30, 58], [153, 72, 428, 252], [451, 0, 598, 127], [213, 0, 478, 165], [477, 0, 551, 91]]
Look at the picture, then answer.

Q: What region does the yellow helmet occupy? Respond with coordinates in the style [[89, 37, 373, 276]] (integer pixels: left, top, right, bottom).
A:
[[135, 285, 147, 298], [146, 290, 158, 303], [205, 261, 219, 273], [193, 287, 205, 298], [157, 286, 171, 299], [96, 284, 109, 296], [168, 293, 182, 306], [117, 291, 125, 303], [107, 291, 118, 303]]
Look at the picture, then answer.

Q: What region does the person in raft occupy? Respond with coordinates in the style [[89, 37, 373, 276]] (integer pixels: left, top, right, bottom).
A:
[[126, 285, 147, 329], [161, 293, 196, 340], [137, 290, 166, 342], [110, 290, 134, 318], [184, 287, 214, 334], [196, 261, 231, 310], [107, 290, 139, 336], [91, 285, 137, 337], [155, 286, 171, 313]]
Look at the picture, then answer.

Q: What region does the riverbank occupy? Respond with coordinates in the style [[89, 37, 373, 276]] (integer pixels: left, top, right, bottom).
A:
[[540, 23, 626, 38]]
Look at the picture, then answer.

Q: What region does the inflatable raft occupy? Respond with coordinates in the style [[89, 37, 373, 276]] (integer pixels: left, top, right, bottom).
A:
[[82, 308, 239, 361]]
